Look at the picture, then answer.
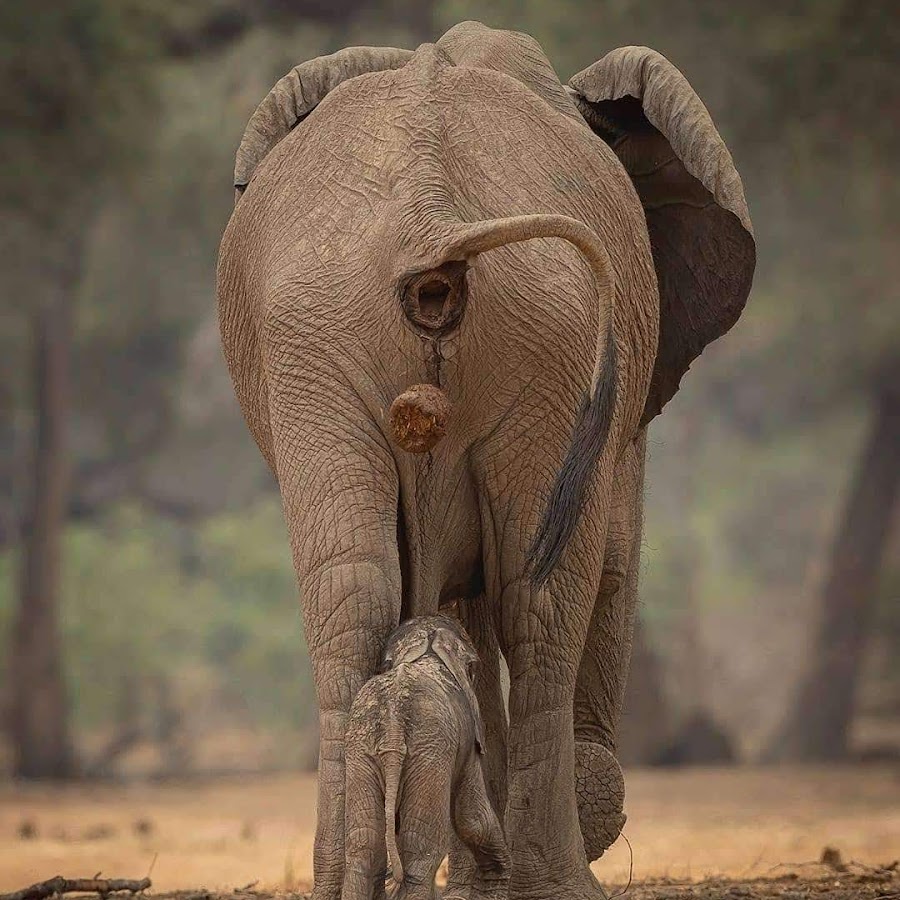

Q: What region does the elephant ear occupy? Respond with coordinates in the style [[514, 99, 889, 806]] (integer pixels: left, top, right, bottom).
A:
[[233, 45, 413, 198], [568, 47, 756, 424], [431, 628, 485, 754], [381, 631, 429, 671]]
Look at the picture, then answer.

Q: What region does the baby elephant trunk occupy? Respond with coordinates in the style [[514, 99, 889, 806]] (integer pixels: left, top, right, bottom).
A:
[[381, 708, 408, 886]]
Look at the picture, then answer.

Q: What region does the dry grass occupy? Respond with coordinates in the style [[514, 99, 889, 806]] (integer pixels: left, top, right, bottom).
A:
[[1, 765, 898, 897]]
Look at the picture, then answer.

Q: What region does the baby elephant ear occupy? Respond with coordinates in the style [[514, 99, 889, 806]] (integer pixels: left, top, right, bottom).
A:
[[233, 45, 413, 198], [382, 633, 430, 670], [568, 48, 756, 425], [432, 629, 486, 754]]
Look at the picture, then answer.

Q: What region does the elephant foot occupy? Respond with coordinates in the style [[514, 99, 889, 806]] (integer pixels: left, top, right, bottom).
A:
[[444, 859, 509, 900], [575, 740, 626, 862], [310, 887, 341, 900], [508, 867, 609, 900], [443, 889, 504, 900]]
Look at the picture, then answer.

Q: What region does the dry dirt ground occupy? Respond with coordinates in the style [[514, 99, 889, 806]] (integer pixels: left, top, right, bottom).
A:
[[1, 766, 898, 899]]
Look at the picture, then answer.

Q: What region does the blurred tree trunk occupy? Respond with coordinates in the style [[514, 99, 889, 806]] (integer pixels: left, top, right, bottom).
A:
[[8, 269, 78, 779], [764, 370, 900, 761]]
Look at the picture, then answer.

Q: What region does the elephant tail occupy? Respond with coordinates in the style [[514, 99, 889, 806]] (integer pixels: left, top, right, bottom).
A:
[[381, 703, 407, 886], [442, 214, 618, 584]]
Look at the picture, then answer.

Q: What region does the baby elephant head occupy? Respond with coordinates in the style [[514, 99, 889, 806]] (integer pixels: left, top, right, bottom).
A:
[[382, 615, 484, 752]]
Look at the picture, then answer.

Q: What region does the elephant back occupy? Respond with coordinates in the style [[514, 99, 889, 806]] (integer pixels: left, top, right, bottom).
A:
[[436, 20, 582, 123]]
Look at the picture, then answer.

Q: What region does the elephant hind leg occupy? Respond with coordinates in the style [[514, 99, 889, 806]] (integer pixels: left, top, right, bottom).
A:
[[573, 431, 645, 861], [448, 755, 510, 900], [394, 757, 453, 900], [342, 754, 388, 900], [269, 377, 403, 900]]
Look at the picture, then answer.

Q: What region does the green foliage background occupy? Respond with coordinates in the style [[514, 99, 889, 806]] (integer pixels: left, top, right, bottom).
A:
[[1, 501, 312, 733]]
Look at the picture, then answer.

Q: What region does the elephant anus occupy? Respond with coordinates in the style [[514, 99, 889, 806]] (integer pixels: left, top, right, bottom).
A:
[[218, 20, 754, 900], [342, 616, 509, 900]]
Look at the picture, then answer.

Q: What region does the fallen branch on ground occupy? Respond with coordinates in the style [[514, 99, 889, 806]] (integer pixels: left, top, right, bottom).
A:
[[0, 877, 151, 900]]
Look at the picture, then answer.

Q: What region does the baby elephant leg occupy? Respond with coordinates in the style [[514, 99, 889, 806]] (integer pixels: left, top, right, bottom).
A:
[[394, 759, 453, 900], [447, 756, 510, 900], [342, 754, 388, 900], [446, 596, 508, 898]]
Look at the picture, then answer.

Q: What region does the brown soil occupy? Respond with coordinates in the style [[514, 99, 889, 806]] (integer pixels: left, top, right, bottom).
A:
[[1, 766, 898, 899], [125, 866, 900, 899], [605, 867, 900, 898]]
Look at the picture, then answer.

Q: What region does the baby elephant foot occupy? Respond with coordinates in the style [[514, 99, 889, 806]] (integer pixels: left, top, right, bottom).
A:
[[574, 740, 626, 861]]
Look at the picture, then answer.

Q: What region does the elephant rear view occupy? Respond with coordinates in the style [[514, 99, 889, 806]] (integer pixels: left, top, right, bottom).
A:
[[342, 616, 508, 900], [218, 21, 754, 900]]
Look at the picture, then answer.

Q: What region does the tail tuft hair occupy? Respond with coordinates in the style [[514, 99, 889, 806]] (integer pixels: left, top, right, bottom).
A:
[[527, 324, 618, 585]]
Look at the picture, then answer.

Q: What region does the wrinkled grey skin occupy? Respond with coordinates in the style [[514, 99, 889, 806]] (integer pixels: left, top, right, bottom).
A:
[[218, 20, 754, 900], [342, 616, 508, 900]]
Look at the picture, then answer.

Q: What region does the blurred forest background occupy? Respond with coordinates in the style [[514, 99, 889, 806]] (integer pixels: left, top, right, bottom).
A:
[[0, 0, 897, 781]]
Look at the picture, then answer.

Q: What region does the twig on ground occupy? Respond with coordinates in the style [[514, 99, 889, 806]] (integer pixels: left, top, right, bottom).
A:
[[740, 847, 768, 878], [850, 859, 899, 875], [0, 877, 151, 900], [764, 859, 823, 873], [610, 831, 635, 899]]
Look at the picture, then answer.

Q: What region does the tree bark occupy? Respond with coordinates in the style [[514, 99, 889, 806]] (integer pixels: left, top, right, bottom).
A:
[[9, 291, 76, 778], [764, 372, 900, 761]]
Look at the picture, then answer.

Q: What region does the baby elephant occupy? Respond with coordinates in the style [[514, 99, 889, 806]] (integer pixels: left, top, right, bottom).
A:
[[342, 615, 509, 900]]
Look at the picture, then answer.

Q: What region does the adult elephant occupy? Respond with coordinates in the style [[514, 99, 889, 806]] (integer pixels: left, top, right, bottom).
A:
[[218, 21, 754, 900]]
